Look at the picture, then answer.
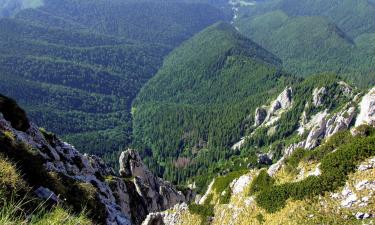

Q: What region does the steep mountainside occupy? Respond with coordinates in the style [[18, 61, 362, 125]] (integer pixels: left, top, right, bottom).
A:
[[0, 94, 193, 225], [234, 0, 375, 87], [133, 22, 294, 187], [141, 86, 375, 225], [0, 0, 227, 167]]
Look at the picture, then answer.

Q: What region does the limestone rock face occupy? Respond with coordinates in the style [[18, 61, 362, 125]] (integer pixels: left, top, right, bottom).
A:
[[141, 203, 189, 225], [0, 113, 192, 225], [312, 87, 327, 107], [355, 87, 375, 127], [276, 87, 293, 110], [304, 106, 356, 149], [253, 87, 293, 128], [0, 118, 132, 225], [119, 149, 187, 213]]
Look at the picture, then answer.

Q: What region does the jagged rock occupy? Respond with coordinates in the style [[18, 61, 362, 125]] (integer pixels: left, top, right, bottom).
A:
[[267, 157, 284, 177], [277, 87, 293, 110], [305, 117, 326, 149], [265, 87, 293, 123], [230, 175, 252, 195], [235, 87, 293, 150], [284, 141, 305, 157], [298, 110, 328, 135], [312, 87, 327, 107], [0, 118, 132, 225], [141, 203, 188, 225], [338, 81, 354, 97], [355, 87, 375, 127], [1, 109, 193, 225], [254, 107, 267, 127], [119, 149, 187, 213], [325, 107, 356, 137]]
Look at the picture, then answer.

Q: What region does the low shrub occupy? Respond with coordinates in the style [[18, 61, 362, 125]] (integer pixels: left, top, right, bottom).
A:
[[256, 129, 375, 213], [249, 170, 274, 195]]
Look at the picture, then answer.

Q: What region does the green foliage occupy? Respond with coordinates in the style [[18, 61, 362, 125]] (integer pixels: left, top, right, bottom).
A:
[[188, 202, 214, 218], [212, 170, 247, 204], [256, 213, 265, 224], [188, 194, 214, 225], [284, 148, 305, 173], [255, 127, 375, 213], [0, 0, 227, 167], [249, 170, 274, 195], [133, 21, 294, 185], [236, 0, 375, 87]]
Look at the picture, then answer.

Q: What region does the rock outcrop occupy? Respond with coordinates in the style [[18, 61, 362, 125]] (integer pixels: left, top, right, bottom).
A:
[[0, 117, 132, 225], [232, 87, 293, 150], [119, 149, 188, 214], [312, 87, 327, 107], [254, 107, 267, 127], [355, 87, 375, 127], [253, 87, 293, 128], [304, 106, 356, 149], [141, 203, 189, 225], [0, 98, 192, 225]]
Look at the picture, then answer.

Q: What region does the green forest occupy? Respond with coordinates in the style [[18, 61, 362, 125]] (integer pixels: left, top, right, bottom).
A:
[[0, 0, 228, 168]]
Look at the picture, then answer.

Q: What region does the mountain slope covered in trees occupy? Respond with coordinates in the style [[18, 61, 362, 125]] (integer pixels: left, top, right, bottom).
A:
[[234, 0, 375, 87], [0, 0, 228, 166], [133, 22, 295, 185]]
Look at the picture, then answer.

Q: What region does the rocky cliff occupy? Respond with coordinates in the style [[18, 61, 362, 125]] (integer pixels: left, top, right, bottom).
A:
[[0, 95, 191, 225], [150, 85, 375, 225]]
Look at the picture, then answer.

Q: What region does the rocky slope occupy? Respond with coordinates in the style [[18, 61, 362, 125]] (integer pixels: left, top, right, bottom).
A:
[[0, 94, 193, 225], [147, 85, 375, 225]]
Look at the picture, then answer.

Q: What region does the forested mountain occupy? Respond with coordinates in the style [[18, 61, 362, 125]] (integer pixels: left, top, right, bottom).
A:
[[133, 22, 294, 185], [16, 0, 229, 47], [0, 0, 227, 167], [234, 0, 375, 87]]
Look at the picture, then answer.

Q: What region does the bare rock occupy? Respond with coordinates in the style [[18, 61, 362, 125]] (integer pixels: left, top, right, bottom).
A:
[[355, 87, 375, 127], [119, 149, 187, 214], [230, 175, 252, 195], [312, 87, 327, 107]]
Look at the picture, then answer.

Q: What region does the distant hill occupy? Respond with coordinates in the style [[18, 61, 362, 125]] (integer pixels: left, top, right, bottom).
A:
[[16, 0, 229, 46], [235, 0, 375, 87]]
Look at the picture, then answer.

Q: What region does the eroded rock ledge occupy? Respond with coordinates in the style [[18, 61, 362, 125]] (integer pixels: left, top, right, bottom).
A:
[[0, 98, 193, 225]]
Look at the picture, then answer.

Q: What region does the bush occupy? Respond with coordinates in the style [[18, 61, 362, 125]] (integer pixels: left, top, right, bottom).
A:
[[256, 129, 375, 213], [249, 170, 274, 195], [212, 169, 247, 204]]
